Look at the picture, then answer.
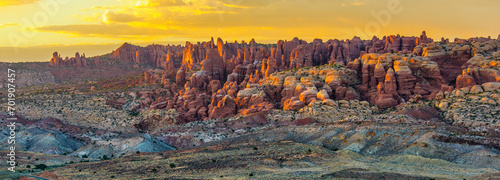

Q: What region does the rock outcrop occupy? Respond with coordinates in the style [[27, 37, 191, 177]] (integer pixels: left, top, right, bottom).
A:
[[110, 42, 183, 69], [49, 52, 88, 68], [208, 95, 236, 119], [456, 70, 477, 89], [95, 33, 500, 124], [348, 53, 449, 107]]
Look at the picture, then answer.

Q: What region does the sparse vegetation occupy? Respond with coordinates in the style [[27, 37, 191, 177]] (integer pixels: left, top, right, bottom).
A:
[[169, 163, 176, 168], [34, 164, 47, 170]]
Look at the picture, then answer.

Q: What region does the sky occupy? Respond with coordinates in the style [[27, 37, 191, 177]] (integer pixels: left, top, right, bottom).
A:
[[1, 0, 499, 62]]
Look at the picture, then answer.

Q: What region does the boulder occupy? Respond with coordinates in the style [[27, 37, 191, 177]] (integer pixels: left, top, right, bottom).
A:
[[456, 70, 476, 89], [482, 82, 500, 92], [284, 97, 305, 110], [207, 80, 222, 95], [208, 95, 236, 119], [470, 85, 484, 94], [299, 88, 319, 104], [317, 89, 330, 101], [438, 101, 449, 111]]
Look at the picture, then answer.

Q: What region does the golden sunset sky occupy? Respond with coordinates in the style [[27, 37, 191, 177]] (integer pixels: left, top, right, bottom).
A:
[[1, 0, 499, 62]]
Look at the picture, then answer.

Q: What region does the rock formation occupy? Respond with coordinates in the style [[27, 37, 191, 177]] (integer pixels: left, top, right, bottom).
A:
[[456, 70, 477, 89], [79, 32, 500, 121], [49, 52, 88, 68], [208, 95, 236, 119]]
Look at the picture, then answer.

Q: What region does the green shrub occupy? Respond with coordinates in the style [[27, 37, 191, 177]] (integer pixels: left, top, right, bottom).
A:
[[35, 164, 47, 170]]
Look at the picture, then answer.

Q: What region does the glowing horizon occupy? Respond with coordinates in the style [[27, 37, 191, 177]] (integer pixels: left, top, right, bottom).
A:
[[1, 0, 499, 62]]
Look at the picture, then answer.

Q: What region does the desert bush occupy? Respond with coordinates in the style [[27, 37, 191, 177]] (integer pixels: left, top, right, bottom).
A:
[[35, 164, 47, 170]]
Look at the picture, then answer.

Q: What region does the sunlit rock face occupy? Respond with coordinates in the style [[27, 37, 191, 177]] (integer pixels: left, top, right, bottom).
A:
[[50, 52, 88, 68], [52, 33, 494, 124]]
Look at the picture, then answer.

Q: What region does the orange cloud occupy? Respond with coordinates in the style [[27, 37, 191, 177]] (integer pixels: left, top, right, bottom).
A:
[[3, 0, 500, 50], [103, 11, 143, 23], [217, 0, 277, 8], [136, 0, 188, 7], [341, 2, 366, 7], [351, 2, 365, 6], [0, 0, 40, 6], [34, 24, 182, 38], [154, 1, 357, 29], [82, 6, 122, 11]]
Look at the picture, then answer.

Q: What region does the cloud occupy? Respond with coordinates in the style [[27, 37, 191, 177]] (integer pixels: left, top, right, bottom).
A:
[[0, 0, 40, 6], [341, 2, 366, 7], [0, 23, 20, 28], [351, 2, 365, 6], [65, 0, 368, 40], [82, 6, 122, 11], [217, 0, 276, 8], [136, 0, 188, 7], [103, 11, 144, 23], [155, 0, 358, 29], [34, 24, 181, 38]]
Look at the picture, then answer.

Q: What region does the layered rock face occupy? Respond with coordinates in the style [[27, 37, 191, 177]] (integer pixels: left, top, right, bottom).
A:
[[131, 63, 359, 122], [50, 52, 88, 68], [93, 33, 500, 122], [346, 53, 449, 107], [110, 43, 183, 69], [103, 31, 433, 75], [362, 31, 433, 58], [460, 40, 500, 84], [110, 43, 141, 63], [456, 70, 476, 89], [412, 39, 498, 83]]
